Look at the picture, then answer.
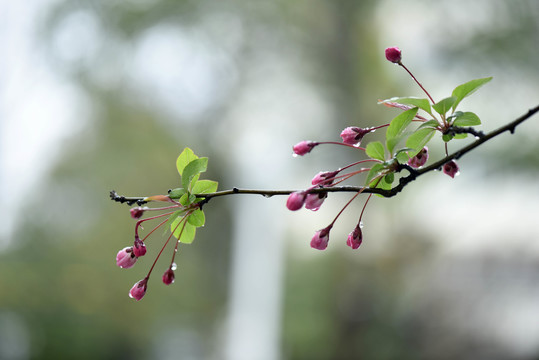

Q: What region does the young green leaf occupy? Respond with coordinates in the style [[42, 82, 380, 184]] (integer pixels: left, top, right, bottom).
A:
[[181, 158, 208, 190], [451, 111, 481, 127], [176, 148, 199, 177], [168, 188, 186, 199], [386, 108, 418, 154], [365, 163, 385, 186], [442, 133, 453, 142], [380, 97, 432, 114], [366, 141, 386, 161], [171, 217, 197, 244], [187, 209, 205, 227], [376, 174, 392, 190], [192, 179, 218, 195], [179, 193, 190, 206], [432, 96, 457, 116], [395, 148, 411, 164], [418, 119, 441, 130], [406, 128, 435, 156], [165, 209, 187, 234], [451, 77, 492, 111]]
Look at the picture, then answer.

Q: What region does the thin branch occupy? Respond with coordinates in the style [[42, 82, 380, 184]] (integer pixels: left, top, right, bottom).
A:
[[111, 105, 539, 205], [444, 126, 485, 139]]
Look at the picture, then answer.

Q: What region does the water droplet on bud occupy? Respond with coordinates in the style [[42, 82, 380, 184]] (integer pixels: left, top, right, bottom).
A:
[[171, 262, 177, 271]]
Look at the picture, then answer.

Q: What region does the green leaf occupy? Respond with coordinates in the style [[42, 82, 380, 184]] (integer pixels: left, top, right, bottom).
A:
[[365, 163, 385, 186], [180, 223, 197, 244], [385, 108, 418, 153], [432, 96, 457, 116], [454, 133, 468, 139], [168, 187, 186, 199], [187, 209, 205, 227], [384, 172, 394, 184], [165, 210, 187, 234], [451, 111, 481, 127], [377, 175, 392, 190], [380, 97, 432, 114], [418, 119, 441, 130], [451, 77, 492, 110], [181, 158, 208, 190], [406, 128, 435, 156], [192, 180, 218, 194], [395, 149, 411, 164], [179, 193, 190, 206], [366, 141, 386, 161], [442, 133, 453, 142], [176, 148, 199, 177], [171, 217, 197, 244]]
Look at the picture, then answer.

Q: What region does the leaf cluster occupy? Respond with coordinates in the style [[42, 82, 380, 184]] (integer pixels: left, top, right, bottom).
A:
[[166, 148, 218, 244], [365, 77, 492, 189]]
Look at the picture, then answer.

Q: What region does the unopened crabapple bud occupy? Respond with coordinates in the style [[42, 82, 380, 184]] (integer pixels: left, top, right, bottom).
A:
[[310, 225, 332, 250], [311, 171, 339, 186], [304, 192, 327, 211], [116, 247, 137, 269], [129, 277, 148, 301], [130, 207, 146, 219], [286, 191, 306, 211], [133, 236, 147, 257], [340, 127, 371, 146], [385, 47, 402, 64], [293, 141, 318, 156], [162, 268, 175, 285], [408, 147, 429, 168], [346, 224, 363, 250], [443, 160, 460, 178]]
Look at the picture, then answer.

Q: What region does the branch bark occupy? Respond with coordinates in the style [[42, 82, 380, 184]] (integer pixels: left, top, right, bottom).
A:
[[111, 105, 539, 205]]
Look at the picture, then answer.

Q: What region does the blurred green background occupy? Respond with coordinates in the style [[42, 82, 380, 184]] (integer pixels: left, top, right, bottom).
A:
[[1, 0, 539, 359]]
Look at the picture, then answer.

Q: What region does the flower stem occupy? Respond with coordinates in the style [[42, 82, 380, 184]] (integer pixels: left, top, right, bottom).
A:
[[399, 63, 435, 104]]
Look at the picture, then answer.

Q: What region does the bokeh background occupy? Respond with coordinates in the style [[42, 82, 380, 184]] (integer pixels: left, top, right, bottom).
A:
[[1, 0, 539, 359]]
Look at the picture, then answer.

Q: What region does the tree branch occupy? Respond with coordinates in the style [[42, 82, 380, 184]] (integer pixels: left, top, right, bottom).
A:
[[111, 105, 539, 205]]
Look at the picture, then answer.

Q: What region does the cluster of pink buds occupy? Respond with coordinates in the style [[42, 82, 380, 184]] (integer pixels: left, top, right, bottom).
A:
[[287, 47, 464, 251], [289, 134, 381, 250], [115, 199, 186, 301]]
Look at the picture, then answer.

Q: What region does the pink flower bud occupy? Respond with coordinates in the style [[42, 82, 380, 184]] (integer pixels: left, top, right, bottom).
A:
[[311, 171, 339, 186], [130, 207, 146, 219], [443, 160, 460, 178], [346, 225, 363, 250], [310, 226, 332, 250], [286, 191, 306, 211], [129, 277, 148, 301], [340, 127, 371, 146], [304, 192, 327, 211], [408, 147, 429, 168], [385, 47, 402, 64], [162, 268, 175, 285], [133, 236, 147, 257], [293, 141, 317, 156], [116, 247, 137, 269]]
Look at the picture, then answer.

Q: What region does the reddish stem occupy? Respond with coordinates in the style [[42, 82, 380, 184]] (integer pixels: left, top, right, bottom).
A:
[[318, 141, 366, 151], [135, 211, 177, 238], [146, 213, 190, 278], [399, 63, 436, 104]]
